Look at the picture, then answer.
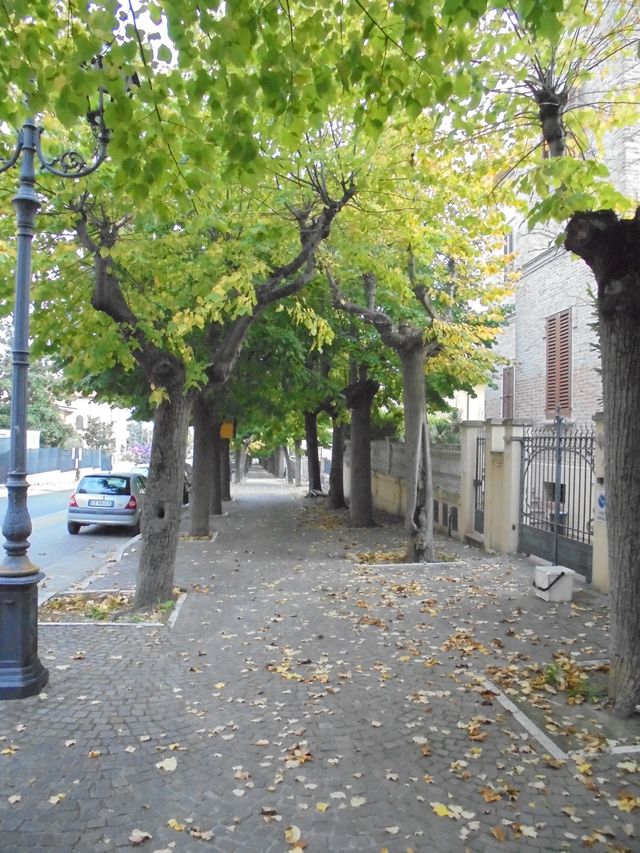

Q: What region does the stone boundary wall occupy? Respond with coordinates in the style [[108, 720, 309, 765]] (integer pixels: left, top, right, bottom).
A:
[[344, 440, 462, 538]]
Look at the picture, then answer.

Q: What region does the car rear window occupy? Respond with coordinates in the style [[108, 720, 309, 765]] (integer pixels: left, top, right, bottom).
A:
[[78, 476, 131, 496]]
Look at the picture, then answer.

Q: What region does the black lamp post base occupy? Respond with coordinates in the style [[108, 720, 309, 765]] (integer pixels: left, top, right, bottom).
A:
[[0, 573, 49, 699]]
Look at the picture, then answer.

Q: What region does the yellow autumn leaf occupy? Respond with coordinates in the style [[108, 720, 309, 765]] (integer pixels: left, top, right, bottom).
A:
[[316, 802, 329, 812], [167, 818, 186, 831], [431, 802, 451, 817], [616, 792, 640, 812], [214, 682, 225, 689]]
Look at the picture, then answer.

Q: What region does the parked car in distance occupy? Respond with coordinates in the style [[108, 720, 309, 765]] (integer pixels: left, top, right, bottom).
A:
[[131, 462, 192, 505], [67, 472, 146, 535], [130, 464, 149, 477]]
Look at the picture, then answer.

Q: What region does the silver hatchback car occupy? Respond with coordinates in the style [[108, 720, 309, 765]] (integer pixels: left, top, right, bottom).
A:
[[67, 472, 146, 535]]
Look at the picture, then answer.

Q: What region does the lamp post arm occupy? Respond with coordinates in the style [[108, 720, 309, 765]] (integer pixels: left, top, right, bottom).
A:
[[36, 127, 109, 179], [36, 90, 110, 179], [0, 130, 23, 175]]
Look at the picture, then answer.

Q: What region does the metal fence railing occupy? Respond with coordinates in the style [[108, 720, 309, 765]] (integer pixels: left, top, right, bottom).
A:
[[0, 447, 112, 484]]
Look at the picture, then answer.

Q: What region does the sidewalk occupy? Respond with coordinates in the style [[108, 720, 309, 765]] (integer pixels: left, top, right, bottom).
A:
[[0, 470, 637, 852]]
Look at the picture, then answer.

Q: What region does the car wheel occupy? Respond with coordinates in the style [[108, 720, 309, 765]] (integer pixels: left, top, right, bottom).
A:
[[131, 520, 141, 536], [67, 522, 81, 535]]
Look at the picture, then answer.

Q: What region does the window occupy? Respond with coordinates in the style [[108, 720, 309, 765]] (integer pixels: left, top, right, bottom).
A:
[[501, 366, 514, 419], [545, 309, 571, 416]]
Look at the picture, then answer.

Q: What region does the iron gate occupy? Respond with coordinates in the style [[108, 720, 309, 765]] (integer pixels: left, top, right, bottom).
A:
[[519, 417, 594, 580], [474, 430, 485, 534]]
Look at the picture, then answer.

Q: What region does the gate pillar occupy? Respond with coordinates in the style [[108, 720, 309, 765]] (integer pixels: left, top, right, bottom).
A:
[[484, 420, 525, 554], [591, 413, 609, 593], [459, 421, 484, 540]]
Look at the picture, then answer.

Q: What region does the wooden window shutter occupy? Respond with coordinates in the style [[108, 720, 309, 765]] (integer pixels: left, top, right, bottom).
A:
[[545, 309, 571, 416], [502, 366, 514, 419], [557, 310, 571, 414]]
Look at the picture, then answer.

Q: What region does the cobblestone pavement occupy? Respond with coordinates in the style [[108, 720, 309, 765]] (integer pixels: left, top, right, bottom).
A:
[[0, 470, 638, 852]]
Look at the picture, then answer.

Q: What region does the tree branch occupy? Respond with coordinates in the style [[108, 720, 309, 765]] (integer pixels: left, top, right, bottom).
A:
[[325, 267, 407, 349], [407, 246, 439, 322], [206, 183, 356, 385], [258, 180, 356, 303], [74, 206, 184, 391]]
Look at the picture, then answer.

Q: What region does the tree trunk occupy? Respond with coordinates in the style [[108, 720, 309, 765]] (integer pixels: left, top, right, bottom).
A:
[[135, 393, 190, 608], [294, 440, 302, 487], [535, 87, 567, 157], [565, 208, 640, 717], [210, 421, 223, 515], [304, 411, 322, 494], [220, 437, 232, 501], [190, 394, 214, 537], [328, 417, 347, 510], [345, 379, 378, 525], [283, 445, 295, 483], [234, 448, 243, 484], [399, 344, 435, 562]]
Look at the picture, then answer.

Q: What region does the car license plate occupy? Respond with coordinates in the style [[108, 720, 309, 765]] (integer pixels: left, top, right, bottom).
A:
[[88, 500, 114, 507]]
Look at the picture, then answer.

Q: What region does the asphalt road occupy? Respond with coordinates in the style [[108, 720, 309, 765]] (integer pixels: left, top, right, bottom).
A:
[[0, 488, 136, 602]]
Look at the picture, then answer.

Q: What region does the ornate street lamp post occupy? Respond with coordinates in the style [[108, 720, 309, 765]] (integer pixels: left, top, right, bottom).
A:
[[0, 99, 109, 698]]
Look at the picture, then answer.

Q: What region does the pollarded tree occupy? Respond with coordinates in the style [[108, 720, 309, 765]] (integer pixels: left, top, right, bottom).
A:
[[324, 122, 511, 561], [75, 171, 354, 597]]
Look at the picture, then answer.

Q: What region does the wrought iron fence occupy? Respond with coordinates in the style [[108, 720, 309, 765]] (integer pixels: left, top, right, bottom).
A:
[[519, 417, 594, 578]]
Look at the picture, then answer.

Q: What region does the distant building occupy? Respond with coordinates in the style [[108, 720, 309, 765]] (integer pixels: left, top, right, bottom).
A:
[[57, 397, 131, 461]]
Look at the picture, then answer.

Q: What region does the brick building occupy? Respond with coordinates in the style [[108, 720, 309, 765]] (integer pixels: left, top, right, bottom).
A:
[[485, 237, 602, 424]]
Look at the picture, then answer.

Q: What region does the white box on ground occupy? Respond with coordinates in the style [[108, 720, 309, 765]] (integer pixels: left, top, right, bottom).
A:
[[534, 566, 576, 602]]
